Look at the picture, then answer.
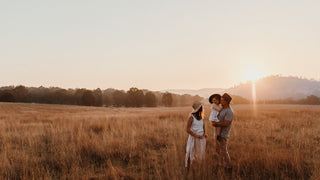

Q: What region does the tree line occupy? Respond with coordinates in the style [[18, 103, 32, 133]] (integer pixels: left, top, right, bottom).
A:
[[0, 85, 203, 107], [2, 85, 318, 107]]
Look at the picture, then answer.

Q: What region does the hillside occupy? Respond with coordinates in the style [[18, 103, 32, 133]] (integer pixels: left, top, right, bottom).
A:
[[163, 88, 226, 99], [165, 76, 320, 100], [228, 76, 320, 100]]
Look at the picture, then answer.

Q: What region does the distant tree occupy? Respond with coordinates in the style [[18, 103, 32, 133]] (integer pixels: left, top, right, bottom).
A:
[[112, 90, 127, 107], [74, 89, 87, 105], [192, 95, 203, 102], [180, 94, 192, 106], [145, 91, 157, 107], [81, 90, 95, 106], [171, 94, 180, 106], [152, 91, 163, 106], [231, 95, 250, 104], [66, 89, 77, 105], [29, 86, 47, 103], [93, 88, 103, 106], [53, 89, 69, 104], [103, 95, 110, 106], [0, 90, 16, 102], [126, 87, 144, 107], [14, 85, 30, 102], [37, 87, 55, 104], [301, 95, 320, 105], [162, 92, 173, 107], [102, 88, 116, 106], [53, 88, 76, 105]]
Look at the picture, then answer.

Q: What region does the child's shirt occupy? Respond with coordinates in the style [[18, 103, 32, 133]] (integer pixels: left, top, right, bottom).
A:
[[209, 103, 222, 122]]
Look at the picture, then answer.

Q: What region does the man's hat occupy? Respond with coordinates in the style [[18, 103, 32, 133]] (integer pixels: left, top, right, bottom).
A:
[[222, 93, 232, 104]]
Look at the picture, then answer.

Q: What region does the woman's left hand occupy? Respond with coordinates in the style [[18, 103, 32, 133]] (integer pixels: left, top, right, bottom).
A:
[[203, 134, 208, 138]]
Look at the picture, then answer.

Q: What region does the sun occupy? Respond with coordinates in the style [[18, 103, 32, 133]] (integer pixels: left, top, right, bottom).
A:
[[246, 69, 261, 82]]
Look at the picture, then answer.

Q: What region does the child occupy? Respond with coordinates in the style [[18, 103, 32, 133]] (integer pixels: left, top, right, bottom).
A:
[[185, 100, 207, 168], [208, 94, 222, 137]]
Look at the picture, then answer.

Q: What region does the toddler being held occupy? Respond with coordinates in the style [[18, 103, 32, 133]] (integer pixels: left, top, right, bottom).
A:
[[208, 94, 222, 136]]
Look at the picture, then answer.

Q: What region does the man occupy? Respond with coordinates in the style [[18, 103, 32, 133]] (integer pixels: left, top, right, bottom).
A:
[[211, 93, 233, 169]]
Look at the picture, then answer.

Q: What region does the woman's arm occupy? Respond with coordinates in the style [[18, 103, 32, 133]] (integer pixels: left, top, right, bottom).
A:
[[186, 116, 202, 138], [203, 120, 207, 138]]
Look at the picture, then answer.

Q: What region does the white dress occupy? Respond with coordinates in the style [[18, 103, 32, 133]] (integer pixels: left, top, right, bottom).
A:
[[209, 103, 221, 122], [209, 104, 221, 136], [185, 115, 206, 167]]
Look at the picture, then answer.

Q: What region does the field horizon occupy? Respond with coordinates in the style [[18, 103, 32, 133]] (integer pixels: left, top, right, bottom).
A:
[[0, 102, 319, 179]]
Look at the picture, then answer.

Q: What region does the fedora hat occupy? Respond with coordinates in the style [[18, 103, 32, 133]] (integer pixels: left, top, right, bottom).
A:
[[222, 93, 232, 104]]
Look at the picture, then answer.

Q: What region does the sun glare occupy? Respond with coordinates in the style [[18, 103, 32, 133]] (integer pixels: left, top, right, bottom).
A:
[[246, 69, 261, 82], [245, 68, 262, 105]]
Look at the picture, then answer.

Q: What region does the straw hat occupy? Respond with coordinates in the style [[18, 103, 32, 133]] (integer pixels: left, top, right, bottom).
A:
[[192, 100, 203, 113]]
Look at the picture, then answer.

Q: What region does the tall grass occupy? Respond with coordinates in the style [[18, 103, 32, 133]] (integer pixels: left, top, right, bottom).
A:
[[0, 103, 319, 179]]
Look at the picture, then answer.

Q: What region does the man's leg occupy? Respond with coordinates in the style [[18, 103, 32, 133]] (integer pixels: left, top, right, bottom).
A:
[[219, 137, 231, 168], [215, 136, 220, 155]]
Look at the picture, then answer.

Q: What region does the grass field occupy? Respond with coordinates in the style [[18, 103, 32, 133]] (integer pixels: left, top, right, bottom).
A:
[[0, 102, 319, 179]]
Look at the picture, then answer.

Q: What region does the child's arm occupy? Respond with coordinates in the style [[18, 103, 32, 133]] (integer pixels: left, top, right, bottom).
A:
[[186, 116, 202, 138], [212, 104, 222, 111]]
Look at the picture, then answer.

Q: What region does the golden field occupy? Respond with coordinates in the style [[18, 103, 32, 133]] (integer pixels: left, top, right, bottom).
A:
[[0, 102, 319, 179]]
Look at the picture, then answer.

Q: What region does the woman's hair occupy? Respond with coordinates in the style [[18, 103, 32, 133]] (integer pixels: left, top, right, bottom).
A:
[[192, 106, 204, 120]]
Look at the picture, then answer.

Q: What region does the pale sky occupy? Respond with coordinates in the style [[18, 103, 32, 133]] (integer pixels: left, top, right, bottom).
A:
[[1, 0, 320, 91]]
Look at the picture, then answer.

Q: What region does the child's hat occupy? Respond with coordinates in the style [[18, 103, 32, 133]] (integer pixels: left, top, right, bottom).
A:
[[192, 100, 204, 113]]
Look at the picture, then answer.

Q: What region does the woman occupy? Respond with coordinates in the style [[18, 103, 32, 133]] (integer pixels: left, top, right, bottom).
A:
[[185, 100, 207, 168]]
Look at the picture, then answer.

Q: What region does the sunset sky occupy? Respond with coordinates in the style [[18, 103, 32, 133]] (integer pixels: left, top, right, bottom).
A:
[[1, 0, 319, 91]]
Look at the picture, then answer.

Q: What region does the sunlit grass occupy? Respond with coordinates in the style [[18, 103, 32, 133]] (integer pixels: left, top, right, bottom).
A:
[[0, 103, 319, 179]]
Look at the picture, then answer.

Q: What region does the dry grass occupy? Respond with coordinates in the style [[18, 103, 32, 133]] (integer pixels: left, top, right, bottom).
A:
[[0, 103, 319, 179]]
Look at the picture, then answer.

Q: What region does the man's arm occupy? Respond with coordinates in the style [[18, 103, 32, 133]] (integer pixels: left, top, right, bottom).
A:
[[213, 109, 233, 127], [211, 120, 230, 127]]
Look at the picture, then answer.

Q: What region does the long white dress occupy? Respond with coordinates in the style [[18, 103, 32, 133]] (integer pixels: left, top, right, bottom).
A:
[[185, 115, 206, 167]]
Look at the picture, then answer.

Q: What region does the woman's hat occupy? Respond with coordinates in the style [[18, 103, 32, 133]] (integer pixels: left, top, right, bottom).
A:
[[192, 100, 203, 113]]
